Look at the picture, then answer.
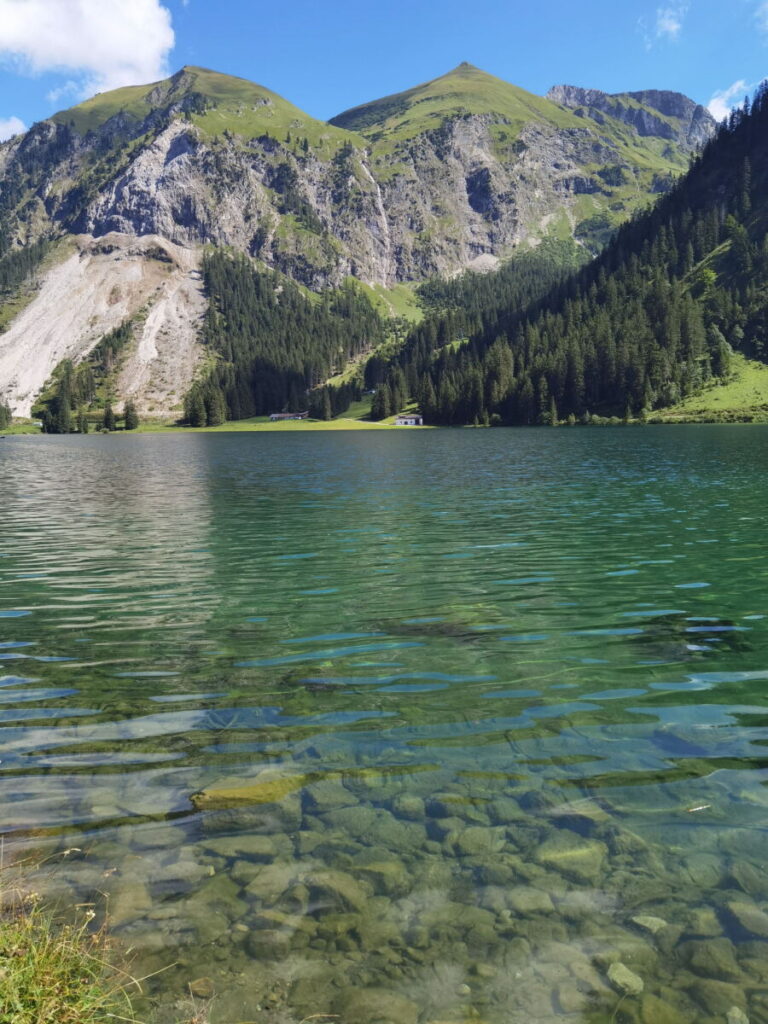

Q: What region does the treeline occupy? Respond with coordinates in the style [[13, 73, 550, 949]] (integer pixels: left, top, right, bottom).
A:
[[371, 85, 768, 425], [0, 239, 49, 296], [185, 250, 387, 424], [34, 320, 140, 433], [365, 240, 589, 421]]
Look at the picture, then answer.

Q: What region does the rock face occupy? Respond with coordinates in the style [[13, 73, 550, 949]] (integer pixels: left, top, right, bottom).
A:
[[546, 84, 716, 149], [0, 232, 205, 417], [0, 65, 716, 292]]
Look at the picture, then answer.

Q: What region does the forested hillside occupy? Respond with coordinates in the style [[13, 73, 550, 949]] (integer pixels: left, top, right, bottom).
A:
[[372, 85, 768, 425], [185, 251, 387, 425]]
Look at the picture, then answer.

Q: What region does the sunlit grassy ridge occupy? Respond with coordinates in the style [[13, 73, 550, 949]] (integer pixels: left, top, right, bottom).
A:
[[55, 66, 360, 152], [652, 353, 768, 423], [330, 63, 581, 141]]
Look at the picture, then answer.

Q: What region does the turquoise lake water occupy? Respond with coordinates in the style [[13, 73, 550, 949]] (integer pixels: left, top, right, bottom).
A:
[[2, 427, 768, 1023]]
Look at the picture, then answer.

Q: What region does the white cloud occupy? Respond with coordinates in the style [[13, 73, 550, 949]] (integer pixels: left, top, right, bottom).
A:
[[708, 79, 752, 120], [0, 114, 26, 140], [46, 80, 79, 104], [655, 4, 688, 40], [0, 0, 175, 99]]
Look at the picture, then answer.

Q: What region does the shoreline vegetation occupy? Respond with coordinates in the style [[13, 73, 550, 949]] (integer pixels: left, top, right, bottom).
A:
[[4, 354, 768, 435], [0, 851, 209, 1024]]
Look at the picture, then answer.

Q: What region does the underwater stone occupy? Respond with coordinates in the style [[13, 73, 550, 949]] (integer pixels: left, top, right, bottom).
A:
[[391, 793, 425, 821], [680, 853, 724, 889], [535, 829, 607, 883], [689, 979, 747, 1014], [245, 928, 293, 960], [108, 881, 153, 928], [726, 1008, 750, 1024], [507, 886, 555, 915], [607, 961, 644, 996], [685, 907, 723, 937], [724, 900, 768, 938], [333, 987, 419, 1024], [555, 982, 585, 1013], [639, 993, 693, 1024], [631, 914, 668, 936], [452, 825, 506, 858], [549, 797, 610, 835], [731, 860, 768, 897], [304, 869, 371, 913], [427, 815, 465, 841], [323, 804, 380, 838], [354, 857, 410, 897], [681, 939, 742, 981], [244, 862, 299, 904], [188, 977, 214, 999], [203, 834, 288, 862], [304, 778, 359, 812], [488, 796, 526, 824], [192, 766, 305, 812]]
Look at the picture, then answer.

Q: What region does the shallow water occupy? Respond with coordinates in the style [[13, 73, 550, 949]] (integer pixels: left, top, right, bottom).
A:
[[2, 427, 768, 1023]]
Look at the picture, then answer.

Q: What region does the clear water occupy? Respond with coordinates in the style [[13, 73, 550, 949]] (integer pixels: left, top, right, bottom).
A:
[[2, 427, 768, 1024]]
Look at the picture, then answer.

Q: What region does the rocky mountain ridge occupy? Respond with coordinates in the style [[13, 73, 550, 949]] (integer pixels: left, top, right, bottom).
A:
[[1, 64, 716, 288], [0, 63, 717, 417], [546, 84, 714, 148]]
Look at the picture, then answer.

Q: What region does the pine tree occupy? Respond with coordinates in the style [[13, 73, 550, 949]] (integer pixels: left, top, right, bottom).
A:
[[77, 411, 89, 434], [123, 400, 139, 430], [102, 403, 116, 431]]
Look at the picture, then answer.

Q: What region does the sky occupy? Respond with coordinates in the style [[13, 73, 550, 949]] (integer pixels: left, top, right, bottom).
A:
[[0, 0, 766, 141]]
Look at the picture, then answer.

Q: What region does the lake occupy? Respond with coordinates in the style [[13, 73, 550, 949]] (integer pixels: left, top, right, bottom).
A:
[[2, 427, 768, 1024]]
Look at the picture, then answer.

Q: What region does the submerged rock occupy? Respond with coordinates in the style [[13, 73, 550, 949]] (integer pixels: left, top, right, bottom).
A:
[[507, 886, 555, 915], [639, 992, 692, 1024], [681, 938, 742, 981], [188, 977, 214, 999], [191, 766, 307, 810], [726, 1008, 750, 1024], [724, 900, 768, 938], [688, 978, 747, 1014], [535, 829, 607, 883], [631, 914, 668, 936], [607, 961, 644, 996], [334, 987, 419, 1024]]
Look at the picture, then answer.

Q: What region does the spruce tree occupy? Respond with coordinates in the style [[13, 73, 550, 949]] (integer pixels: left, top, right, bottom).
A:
[[102, 403, 116, 431], [123, 400, 139, 430]]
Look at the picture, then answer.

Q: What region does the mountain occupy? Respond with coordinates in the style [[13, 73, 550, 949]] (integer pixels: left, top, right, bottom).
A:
[[366, 84, 768, 426], [0, 63, 715, 420], [546, 84, 713, 149]]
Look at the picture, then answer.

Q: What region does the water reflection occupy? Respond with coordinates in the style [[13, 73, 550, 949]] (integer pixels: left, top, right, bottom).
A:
[[1, 428, 768, 1023]]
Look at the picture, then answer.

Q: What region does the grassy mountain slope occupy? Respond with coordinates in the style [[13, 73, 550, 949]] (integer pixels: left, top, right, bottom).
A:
[[331, 63, 578, 139], [54, 66, 359, 151]]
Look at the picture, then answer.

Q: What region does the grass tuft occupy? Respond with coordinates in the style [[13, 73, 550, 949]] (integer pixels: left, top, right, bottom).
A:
[[0, 873, 136, 1024]]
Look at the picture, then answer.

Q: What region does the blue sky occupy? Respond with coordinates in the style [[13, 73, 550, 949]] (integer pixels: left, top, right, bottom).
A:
[[0, 0, 766, 140]]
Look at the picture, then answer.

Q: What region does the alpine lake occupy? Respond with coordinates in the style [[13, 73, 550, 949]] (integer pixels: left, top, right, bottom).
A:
[[2, 426, 768, 1024]]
